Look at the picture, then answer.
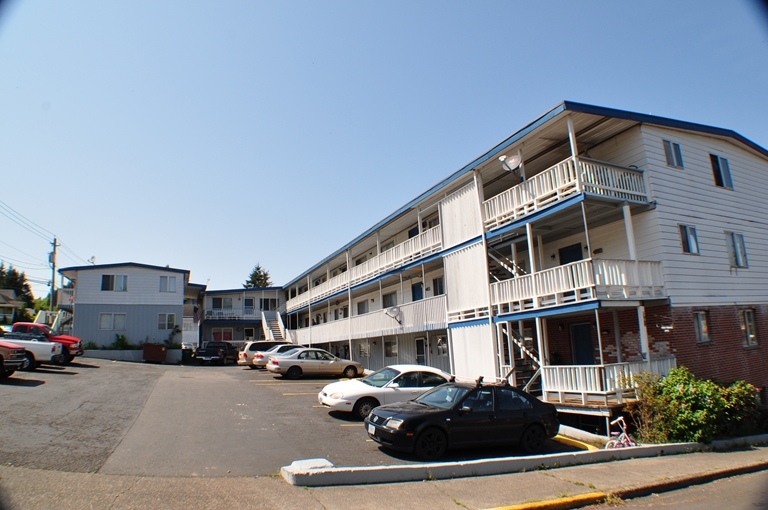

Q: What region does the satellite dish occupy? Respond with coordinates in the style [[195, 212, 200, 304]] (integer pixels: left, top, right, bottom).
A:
[[385, 307, 400, 319], [499, 153, 521, 172]]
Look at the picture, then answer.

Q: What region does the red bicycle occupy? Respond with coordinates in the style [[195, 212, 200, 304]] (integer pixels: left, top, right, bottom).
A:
[[605, 416, 637, 448]]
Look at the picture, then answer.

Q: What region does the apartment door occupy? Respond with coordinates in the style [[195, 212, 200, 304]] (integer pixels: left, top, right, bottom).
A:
[[412, 282, 424, 301], [571, 323, 595, 365], [416, 338, 426, 365], [558, 243, 583, 265]]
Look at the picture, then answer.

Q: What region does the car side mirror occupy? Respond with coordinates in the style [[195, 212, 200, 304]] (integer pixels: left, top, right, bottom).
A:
[[389, 383, 400, 389], [459, 406, 473, 414]]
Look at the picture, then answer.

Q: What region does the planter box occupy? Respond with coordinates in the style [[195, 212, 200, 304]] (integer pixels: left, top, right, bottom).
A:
[[84, 349, 182, 364]]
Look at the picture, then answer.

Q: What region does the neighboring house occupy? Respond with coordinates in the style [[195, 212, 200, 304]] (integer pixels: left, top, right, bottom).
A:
[[0, 289, 24, 324], [59, 263, 195, 348], [280, 100, 768, 424], [199, 287, 285, 351]]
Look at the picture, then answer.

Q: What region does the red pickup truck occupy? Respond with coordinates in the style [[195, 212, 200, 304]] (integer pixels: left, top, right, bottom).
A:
[[11, 323, 84, 364]]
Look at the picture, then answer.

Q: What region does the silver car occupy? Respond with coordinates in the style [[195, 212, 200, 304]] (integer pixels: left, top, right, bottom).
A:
[[251, 344, 304, 369], [265, 347, 364, 380]]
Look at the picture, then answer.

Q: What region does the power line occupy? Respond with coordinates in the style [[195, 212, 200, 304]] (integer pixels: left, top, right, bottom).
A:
[[0, 200, 53, 241]]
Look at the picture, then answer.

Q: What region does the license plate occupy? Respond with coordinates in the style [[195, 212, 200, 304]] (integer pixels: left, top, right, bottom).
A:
[[367, 424, 375, 435]]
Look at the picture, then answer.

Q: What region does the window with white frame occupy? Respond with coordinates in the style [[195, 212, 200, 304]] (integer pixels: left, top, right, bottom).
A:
[[384, 339, 398, 357], [99, 313, 126, 330], [158, 313, 176, 330], [101, 274, 127, 292], [260, 298, 278, 311], [380, 240, 395, 253], [212, 297, 232, 309], [159, 276, 176, 293], [739, 310, 757, 347], [663, 140, 684, 168], [244, 327, 255, 341], [436, 336, 449, 357], [725, 231, 748, 268], [679, 225, 700, 254], [432, 277, 444, 296], [357, 300, 368, 315], [710, 154, 733, 189], [382, 292, 397, 308], [244, 297, 255, 310], [693, 311, 710, 343]]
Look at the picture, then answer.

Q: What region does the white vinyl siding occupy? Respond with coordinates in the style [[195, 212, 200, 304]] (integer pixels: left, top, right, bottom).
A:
[[71, 267, 186, 306], [439, 181, 482, 249]]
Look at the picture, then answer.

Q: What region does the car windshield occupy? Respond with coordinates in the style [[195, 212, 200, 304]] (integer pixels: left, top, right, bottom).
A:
[[361, 367, 401, 387], [415, 384, 471, 409]]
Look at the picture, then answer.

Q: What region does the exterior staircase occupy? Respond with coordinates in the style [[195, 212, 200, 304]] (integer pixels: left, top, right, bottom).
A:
[[267, 317, 284, 340], [498, 322, 541, 395]]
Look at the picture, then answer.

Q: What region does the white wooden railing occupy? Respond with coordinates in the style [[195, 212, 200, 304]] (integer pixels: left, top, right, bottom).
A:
[[285, 226, 443, 312], [204, 307, 262, 320], [483, 157, 647, 231], [490, 259, 664, 315], [287, 295, 448, 345], [541, 356, 677, 405]]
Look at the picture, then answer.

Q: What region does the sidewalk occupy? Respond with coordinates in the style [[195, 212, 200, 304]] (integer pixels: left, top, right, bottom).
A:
[[1, 442, 767, 510]]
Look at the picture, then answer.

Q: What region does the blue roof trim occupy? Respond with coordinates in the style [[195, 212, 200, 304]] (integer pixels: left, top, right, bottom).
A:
[[205, 287, 282, 295], [493, 300, 599, 323], [448, 318, 492, 329], [283, 100, 768, 288], [59, 262, 189, 275]]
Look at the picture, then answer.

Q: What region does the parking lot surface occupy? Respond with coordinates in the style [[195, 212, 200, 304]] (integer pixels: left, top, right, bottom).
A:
[[0, 358, 576, 478]]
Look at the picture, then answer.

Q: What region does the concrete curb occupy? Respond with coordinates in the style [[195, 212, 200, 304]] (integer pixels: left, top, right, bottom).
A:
[[281, 433, 768, 487], [281, 442, 698, 486]]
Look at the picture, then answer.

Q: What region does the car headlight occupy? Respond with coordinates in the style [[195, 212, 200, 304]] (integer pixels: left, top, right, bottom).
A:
[[330, 392, 344, 399], [385, 418, 404, 430]]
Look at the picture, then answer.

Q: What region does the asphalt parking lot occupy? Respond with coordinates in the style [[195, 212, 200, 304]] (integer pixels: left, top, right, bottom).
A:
[[0, 358, 578, 477]]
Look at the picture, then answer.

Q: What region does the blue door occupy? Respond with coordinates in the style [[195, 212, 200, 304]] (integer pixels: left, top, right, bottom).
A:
[[411, 282, 423, 301]]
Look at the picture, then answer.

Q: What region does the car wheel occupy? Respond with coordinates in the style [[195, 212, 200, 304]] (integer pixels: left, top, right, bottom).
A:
[[61, 350, 73, 365], [286, 366, 302, 380], [343, 366, 358, 379], [353, 398, 379, 420], [0, 369, 14, 380], [248, 365, 257, 370], [414, 427, 448, 461], [22, 353, 36, 371], [198, 359, 206, 366], [520, 424, 547, 454]]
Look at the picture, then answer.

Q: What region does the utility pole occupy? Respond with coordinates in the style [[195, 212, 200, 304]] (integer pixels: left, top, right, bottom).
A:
[[49, 237, 59, 312]]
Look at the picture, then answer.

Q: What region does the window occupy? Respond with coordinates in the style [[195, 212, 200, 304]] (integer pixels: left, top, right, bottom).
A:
[[432, 277, 444, 296], [357, 300, 368, 315], [739, 310, 757, 347], [408, 226, 419, 238], [244, 297, 255, 309], [99, 313, 126, 330], [382, 292, 397, 308], [679, 225, 699, 254], [420, 372, 448, 387], [725, 232, 748, 268], [384, 339, 398, 357], [497, 387, 532, 411], [380, 241, 395, 253], [101, 274, 127, 291], [663, 140, 684, 168], [710, 154, 733, 189], [158, 313, 176, 330], [422, 216, 439, 229], [693, 311, 710, 343], [358, 340, 370, 358], [212, 297, 232, 309], [436, 336, 449, 357], [259, 298, 278, 311], [244, 328, 255, 340], [212, 327, 232, 341], [159, 276, 176, 293]]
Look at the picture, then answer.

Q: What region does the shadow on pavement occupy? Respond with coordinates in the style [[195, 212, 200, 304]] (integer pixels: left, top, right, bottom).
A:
[[0, 377, 45, 387]]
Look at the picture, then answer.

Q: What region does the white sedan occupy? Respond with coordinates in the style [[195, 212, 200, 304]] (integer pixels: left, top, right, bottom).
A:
[[318, 364, 452, 419]]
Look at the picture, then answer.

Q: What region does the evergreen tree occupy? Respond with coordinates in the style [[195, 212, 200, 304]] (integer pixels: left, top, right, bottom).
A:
[[243, 263, 272, 288], [0, 262, 35, 321]]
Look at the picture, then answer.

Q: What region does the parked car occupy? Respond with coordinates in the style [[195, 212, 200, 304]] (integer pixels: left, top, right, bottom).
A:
[[265, 347, 363, 380], [181, 342, 197, 351], [237, 340, 290, 367], [11, 323, 83, 364], [0, 339, 26, 379], [364, 378, 559, 460], [195, 341, 238, 365], [2, 331, 64, 370], [251, 344, 305, 369], [319, 364, 452, 419]]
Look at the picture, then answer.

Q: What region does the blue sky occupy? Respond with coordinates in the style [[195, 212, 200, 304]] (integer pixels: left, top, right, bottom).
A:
[[1, 1, 767, 298]]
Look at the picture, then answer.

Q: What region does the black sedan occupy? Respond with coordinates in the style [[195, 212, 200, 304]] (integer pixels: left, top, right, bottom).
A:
[[364, 379, 559, 460]]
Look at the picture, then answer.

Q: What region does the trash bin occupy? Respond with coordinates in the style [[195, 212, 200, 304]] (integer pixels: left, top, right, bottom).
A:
[[181, 348, 194, 364], [143, 343, 167, 364]]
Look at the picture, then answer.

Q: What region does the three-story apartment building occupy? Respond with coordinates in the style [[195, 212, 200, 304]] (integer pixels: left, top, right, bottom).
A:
[[281, 101, 768, 422]]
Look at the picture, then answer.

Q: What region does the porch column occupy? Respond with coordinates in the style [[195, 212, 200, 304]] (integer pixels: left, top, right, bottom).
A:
[[535, 316, 546, 367], [567, 115, 579, 157], [417, 206, 423, 235], [376, 231, 381, 255], [537, 235, 545, 272], [622, 204, 638, 260], [638, 306, 650, 361], [594, 310, 605, 365], [526, 223, 537, 273], [517, 149, 526, 181], [307, 275, 312, 346], [346, 250, 352, 345], [511, 243, 519, 277]]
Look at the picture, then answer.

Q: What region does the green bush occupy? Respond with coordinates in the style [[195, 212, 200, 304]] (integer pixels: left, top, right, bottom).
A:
[[627, 367, 761, 444], [109, 334, 141, 350]]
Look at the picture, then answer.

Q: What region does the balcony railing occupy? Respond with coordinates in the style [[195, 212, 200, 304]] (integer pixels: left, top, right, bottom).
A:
[[541, 356, 677, 405], [288, 295, 448, 345], [483, 156, 647, 231], [285, 226, 443, 313], [204, 307, 261, 320], [490, 259, 665, 315]]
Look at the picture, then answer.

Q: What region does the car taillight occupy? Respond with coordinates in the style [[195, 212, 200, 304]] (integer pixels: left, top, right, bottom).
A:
[[256, 354, 264, 359], [51, 346, 56, 353], [270, 359, 278, 365]]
